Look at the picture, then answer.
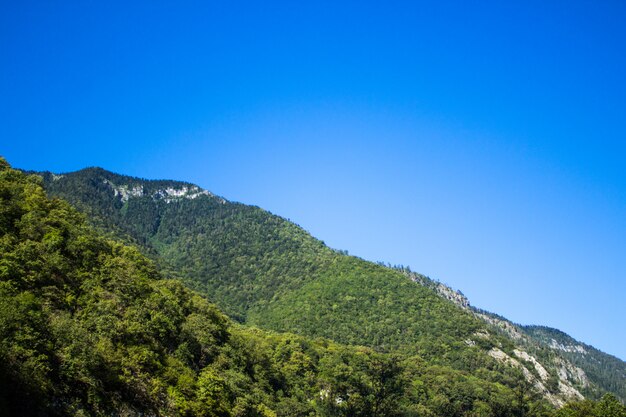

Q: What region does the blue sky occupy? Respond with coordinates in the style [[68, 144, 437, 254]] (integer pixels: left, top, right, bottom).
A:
[[2, 1, 625, 359]]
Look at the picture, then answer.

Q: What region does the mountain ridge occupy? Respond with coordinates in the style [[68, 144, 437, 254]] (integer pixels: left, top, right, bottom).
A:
[[31, 165, 626, 405]]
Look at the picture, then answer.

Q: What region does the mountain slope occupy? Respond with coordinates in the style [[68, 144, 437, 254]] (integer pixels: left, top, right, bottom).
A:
[[35, 166, 626, 405], [37, 168, 485, 356], [7, 158, 570, 417], [15, 159, 626, 417], [403, 268, 626, 403], [522, 325, 626, 401]]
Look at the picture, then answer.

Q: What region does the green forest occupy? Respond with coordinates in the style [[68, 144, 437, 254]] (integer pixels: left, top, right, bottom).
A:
[[38, 166, 626, 403], [1, 159, 624, 416]]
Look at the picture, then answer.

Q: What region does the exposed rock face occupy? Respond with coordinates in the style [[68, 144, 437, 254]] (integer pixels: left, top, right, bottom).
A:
[[404, 271, 470, 309], [549, 339, 588, 354], [103, 179, 221, 203], [487, 348, 584, 407], [475, 312, 526, 340], [104, 180, 144, 202], [152, 186, 212, 202], [433, 281, 470, 308], [555, 357, 589, 388], [405, 271, 593, 406], [514, 349, 550, 382]]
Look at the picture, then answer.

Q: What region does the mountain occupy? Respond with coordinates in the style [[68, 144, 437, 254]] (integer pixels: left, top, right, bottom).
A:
[[5, 157, 579, 417], [36, 168, 487, 356], [32, 165, 626, 407]]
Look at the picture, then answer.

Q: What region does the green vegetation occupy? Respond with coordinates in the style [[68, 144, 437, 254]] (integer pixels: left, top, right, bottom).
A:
[[4, 159, 626, 416], [5, 158, 615, 416], [0, 160, 616, 416], [35, 166, 626, 407], [555, 394, 626, 417], [39, 169, 495, 358]]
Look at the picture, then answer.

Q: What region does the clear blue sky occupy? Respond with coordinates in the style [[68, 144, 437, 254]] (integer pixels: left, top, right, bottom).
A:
[[2, 1, 625, 359]]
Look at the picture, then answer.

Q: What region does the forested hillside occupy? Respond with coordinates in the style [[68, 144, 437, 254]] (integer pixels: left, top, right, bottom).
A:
[[38, 169, 490, 358], [36, 168, 626, 404], [8, 159, 626, 416], [0, 161, 603, 415], [4, 158, 626, 416], [0, 158, 573, 416], [34, 166, 626, 407]]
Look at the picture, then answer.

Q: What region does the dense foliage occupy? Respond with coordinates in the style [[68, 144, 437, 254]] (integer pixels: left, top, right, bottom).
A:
[[36, 167, 626, 407], [39, 169, 496, 357], [555, 394, 626, 417], [4, 158, 612, 416], [3, 160, 625, 415]]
